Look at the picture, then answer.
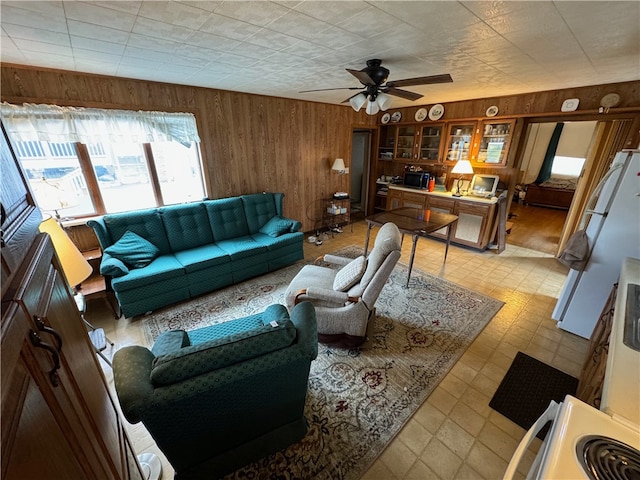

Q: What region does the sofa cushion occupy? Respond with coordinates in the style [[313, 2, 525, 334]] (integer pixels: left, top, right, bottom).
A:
[[151, 330, 190, 357], [251, 231, 303, 250], [259, 215, 295, 237], [204, 198, 249, 241], [104, 231, 160, 268], [103, 208, 171, 254], [333, 255, 367, 291], [216, 236, 267, 260], [173, 243, 231, 273], [150, 316, 297, 386], [241, 193, 277, 233], [160, 203, 213, 252], [111, 254, 184, 291], [100, 254, 130, 277]]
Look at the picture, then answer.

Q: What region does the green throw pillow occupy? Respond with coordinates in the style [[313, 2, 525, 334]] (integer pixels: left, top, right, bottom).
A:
[[259, 215, 294, 237], [100, 254, 130, 277], [104, 231, 159, 268]]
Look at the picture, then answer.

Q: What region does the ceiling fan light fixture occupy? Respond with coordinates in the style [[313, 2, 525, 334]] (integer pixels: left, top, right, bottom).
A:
[[349, 93, 367, 112], [365, 99, 380, 115], [376, 92, 393, 111]]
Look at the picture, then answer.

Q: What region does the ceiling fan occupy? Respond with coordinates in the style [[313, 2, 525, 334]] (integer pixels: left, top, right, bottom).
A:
[[300, 59, 453, 115]]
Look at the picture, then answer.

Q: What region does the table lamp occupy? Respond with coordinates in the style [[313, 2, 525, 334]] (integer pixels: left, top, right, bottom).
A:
[[451, 160, 474, 197], [39, 215, 93, 289]]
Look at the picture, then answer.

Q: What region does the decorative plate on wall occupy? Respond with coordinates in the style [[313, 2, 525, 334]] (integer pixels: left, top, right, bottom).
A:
[[561, 98, 580, 112], [415, 108, 428, 122], [485, 105, 499, 117], [391, 111, 402, 122], [600, 93, 621, 108], [381, 112, 391, 124], [428, 104, 444, 121]]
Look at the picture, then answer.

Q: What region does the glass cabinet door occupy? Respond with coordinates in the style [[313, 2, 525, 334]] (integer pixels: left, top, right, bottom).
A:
[[445, 123, 475, 163], [419, 125, 443, 162], [378, 125, 395, 161], [476, 121, 513, 165], [395, 125, 416, 160]]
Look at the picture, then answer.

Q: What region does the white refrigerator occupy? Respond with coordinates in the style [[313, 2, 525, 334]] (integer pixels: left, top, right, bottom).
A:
[[552, 149, 640, 339]]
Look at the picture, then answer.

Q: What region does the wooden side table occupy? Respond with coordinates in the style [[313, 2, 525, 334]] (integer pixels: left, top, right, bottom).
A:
[[79, 248, 120, 319]]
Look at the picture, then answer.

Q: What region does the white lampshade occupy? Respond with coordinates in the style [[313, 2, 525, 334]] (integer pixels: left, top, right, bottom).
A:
[[376, 92, 393, 111], [331, 158, 346, 172], [365, 99, 380, 115], [451, 160, 474, 175], [349, 93, 367, 112], [39, 215, 93, 288]]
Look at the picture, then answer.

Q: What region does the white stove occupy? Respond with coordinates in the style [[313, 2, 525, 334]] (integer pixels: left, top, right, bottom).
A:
[[505, 258, 640, 479]]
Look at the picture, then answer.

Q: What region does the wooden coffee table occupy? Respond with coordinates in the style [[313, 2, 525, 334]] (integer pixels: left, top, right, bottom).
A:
[[364, 207, 458, 287]]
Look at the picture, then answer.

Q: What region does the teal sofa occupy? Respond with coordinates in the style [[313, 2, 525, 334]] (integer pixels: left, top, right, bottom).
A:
[[88, 193, 303, 318], [112, 302, 318, 480]]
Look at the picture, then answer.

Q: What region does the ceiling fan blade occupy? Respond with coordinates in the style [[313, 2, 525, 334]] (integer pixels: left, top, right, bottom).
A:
[[385, 87, 423, 101], [299, 86, 363, 93], [387, 73, 453, 88], [346, 68, 376, 86]]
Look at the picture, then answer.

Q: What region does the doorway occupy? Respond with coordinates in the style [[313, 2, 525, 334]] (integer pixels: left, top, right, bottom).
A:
[[350, 129, 372, 221], [509, 118, 632, 255]]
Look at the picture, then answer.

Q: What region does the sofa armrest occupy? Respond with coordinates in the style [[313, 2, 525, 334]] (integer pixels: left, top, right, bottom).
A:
[[295, 286, 352, 306], [87, 217, 111, 250], [112, 346, 156, 424], [321, 254, 352, 266], [288, 301, 318, 360]]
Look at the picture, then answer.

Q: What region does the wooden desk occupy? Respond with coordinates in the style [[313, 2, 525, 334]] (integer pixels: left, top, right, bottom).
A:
[[365, 207, 458, 287]]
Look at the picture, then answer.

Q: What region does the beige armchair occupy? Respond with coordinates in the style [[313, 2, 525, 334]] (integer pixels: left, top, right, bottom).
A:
[[285, 222, 402, 347]]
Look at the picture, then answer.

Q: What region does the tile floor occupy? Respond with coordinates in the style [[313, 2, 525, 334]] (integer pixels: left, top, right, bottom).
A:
[[88, 220, 589, 480]]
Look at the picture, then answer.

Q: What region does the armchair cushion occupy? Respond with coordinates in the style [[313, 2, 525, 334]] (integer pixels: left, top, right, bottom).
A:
[[332, 255, 367, 291], [150, 317, 297, 386], [259, 215, 295, 237], [104, 230, 160, 268], [100, 253, 129, 277], [151, 330, 190, 357]]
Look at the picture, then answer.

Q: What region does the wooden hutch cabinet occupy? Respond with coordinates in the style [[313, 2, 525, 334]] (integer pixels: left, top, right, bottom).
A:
[[1, 124, 143, 480], [443, 119, 515, 166]]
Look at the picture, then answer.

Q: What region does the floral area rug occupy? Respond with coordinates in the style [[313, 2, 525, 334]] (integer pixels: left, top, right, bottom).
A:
[[141, 246, 504, 480]]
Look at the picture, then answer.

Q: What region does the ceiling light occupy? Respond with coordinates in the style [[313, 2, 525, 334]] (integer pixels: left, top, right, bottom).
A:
[[365, 99, 380, 115], [349, 93, 367, 112], [376, 92, 392, 111]]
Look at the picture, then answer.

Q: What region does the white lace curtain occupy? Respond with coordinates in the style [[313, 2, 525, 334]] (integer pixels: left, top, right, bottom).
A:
[[0, 102, 200, 146]]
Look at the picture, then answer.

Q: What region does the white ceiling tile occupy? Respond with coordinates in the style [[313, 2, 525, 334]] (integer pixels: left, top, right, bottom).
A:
[[87, 1, 142, 15], [138, 0, 212, 29], [291, 1, 370, 24], [185, 30, 241, 51], [132, 16, 195, 42], [213, 1, 291, 27], [265, 10, 333, 40], [175, 43, 229, 62], [70, 36, 125, 55], [63, 2, 137, 32], [126, 32, 182, 53], [72, 48, 122, 64], [12, 38, 72, 56], [77, 62, 119, 76], [176, 1, 222, 13], [67, 20, 131, 44], [2, 24, 70, 46], [230, 41, 280, 60], [123, 45, 195, 66], [335, 6, 404, 38], [0, 4, 68, 34], [244, 28, 302, 50], [22, 51, 75, 69], [199, 13, 262, 41]]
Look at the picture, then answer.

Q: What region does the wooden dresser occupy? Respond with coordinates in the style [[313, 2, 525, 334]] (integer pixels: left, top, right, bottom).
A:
[[1, 123, 143, 480]]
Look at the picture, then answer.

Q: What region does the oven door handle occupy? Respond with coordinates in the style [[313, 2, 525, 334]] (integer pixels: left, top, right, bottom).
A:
[[503, 400, 561, 480]]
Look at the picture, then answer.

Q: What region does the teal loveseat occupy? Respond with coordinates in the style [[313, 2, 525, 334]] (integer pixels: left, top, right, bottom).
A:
[[88, 193, 303, 318], [113, 302, 318, 480]]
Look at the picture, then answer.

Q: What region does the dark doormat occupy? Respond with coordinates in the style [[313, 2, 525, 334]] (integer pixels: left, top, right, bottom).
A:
[[489, 352, 578, 438]]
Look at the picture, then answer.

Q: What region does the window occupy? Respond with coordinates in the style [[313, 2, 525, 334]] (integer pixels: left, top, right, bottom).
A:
[[2, 103, 204, 219], [14, 138, 205, 218], [551, 155, 585, 177]]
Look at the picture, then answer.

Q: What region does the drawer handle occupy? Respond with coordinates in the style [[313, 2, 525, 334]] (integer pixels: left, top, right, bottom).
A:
[[29, 330, 61, 387], [34, 315, 63, 352]]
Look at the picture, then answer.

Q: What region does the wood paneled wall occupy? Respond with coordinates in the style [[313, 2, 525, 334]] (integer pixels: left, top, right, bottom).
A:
[[1, 64, 375, 232], [2, 63, 639, 231]]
